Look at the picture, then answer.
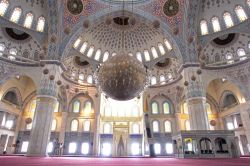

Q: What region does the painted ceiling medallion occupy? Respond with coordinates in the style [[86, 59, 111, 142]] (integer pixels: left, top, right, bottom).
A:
[[67, 0, 83, 15], [163, 0, 179, 17]]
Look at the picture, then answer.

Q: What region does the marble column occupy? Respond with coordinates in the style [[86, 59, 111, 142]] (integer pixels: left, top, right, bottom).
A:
[[27, 65, 61, 156], [239, 101, 250, 153], [184, 67, 209, 131]]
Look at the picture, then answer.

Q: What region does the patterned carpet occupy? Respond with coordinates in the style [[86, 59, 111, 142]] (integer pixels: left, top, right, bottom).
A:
[[0, 156, 249, 166]]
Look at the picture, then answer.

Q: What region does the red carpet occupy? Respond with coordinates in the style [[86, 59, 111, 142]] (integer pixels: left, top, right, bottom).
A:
[[0, 156, 249, 166]]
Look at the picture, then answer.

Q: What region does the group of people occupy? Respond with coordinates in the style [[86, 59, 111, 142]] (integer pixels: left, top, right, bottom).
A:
[[52, 138, 64, 156]]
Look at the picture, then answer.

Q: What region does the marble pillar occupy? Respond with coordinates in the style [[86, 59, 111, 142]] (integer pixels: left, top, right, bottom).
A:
[[27, 64, 61, 156], [27, 96, 57, 156], [187, 98, 209, 130]]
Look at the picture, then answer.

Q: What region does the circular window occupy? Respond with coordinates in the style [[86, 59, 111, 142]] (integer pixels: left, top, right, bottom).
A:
[[163, 0, 180, 17], [5, 28, 30, 41], [67, 0, 83, 15]]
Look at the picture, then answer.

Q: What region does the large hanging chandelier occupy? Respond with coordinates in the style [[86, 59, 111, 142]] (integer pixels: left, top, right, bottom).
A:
[[95, 0, 149, 101]]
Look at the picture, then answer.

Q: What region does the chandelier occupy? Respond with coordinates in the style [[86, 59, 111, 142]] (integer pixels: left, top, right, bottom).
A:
[[95, 54, 149, 101]]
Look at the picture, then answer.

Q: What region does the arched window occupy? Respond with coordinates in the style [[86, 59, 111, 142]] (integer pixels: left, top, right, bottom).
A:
[[167, 73, 173, 81], [200, 138, 212, 154], [200, 20, 208, 35], [211, 17, 221, 32], [164, 39, 172, 51], [86, 46, 94, 57], [248, 42, 250, 49], [84, 101, 92, 113], [151, 102, 159, 114], [83, 120, 91, 132], [87, 75, 93, 84], [225, 52, 234, 64], [185, 120, 191, 131], [158, 43, 166, 55], [151, 47, 158, 59], [103, 123, 112, 134], [235, 6, 248, 22], [3, 91, 19, 105], [160, 75, 165, 84], [24, 12, 34, 28], [152, 120, 160, 133], [163, 102, 171, 114], [136, 52, 142, 62], [154, 143, 161, 155], [36, 16, 45, 32], [222, 94, 238, 108], [103, 51, 109, 62], [248, 0, 250, 7], [10, 7, 22, 23], [223, 12, 234, 28], [95, 49, 101, 61], [144, 50, 151, 61], [72, 100, 80, 113], [80, 42, 88, 54], [0, 0, 9, 16], [51, 119, 57, 131], [132, 123, 140, 134], [151, 76, 157, 85], [79, 74, 84, 81], [70, 119, 78, 131], [164, 121, 172, 133], [112, 52, 117, 56], [237, 48, 246, 61], [73, 38, 81, 49]]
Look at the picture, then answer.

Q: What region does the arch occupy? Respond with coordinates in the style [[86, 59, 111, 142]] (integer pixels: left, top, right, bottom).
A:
[[70, 119, 78, 132], [72, 100, 80, 113], [51, 119, 57, 131], [151, 101, 159, 114], [2, 87, 22, 106], [164, 120, 172, 133], [103, 122, 112, 134], [215, 137, 228, 153], [220, 91, 239, 109], [152, 120, 160, 133], [200, 138, 212, 154]]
